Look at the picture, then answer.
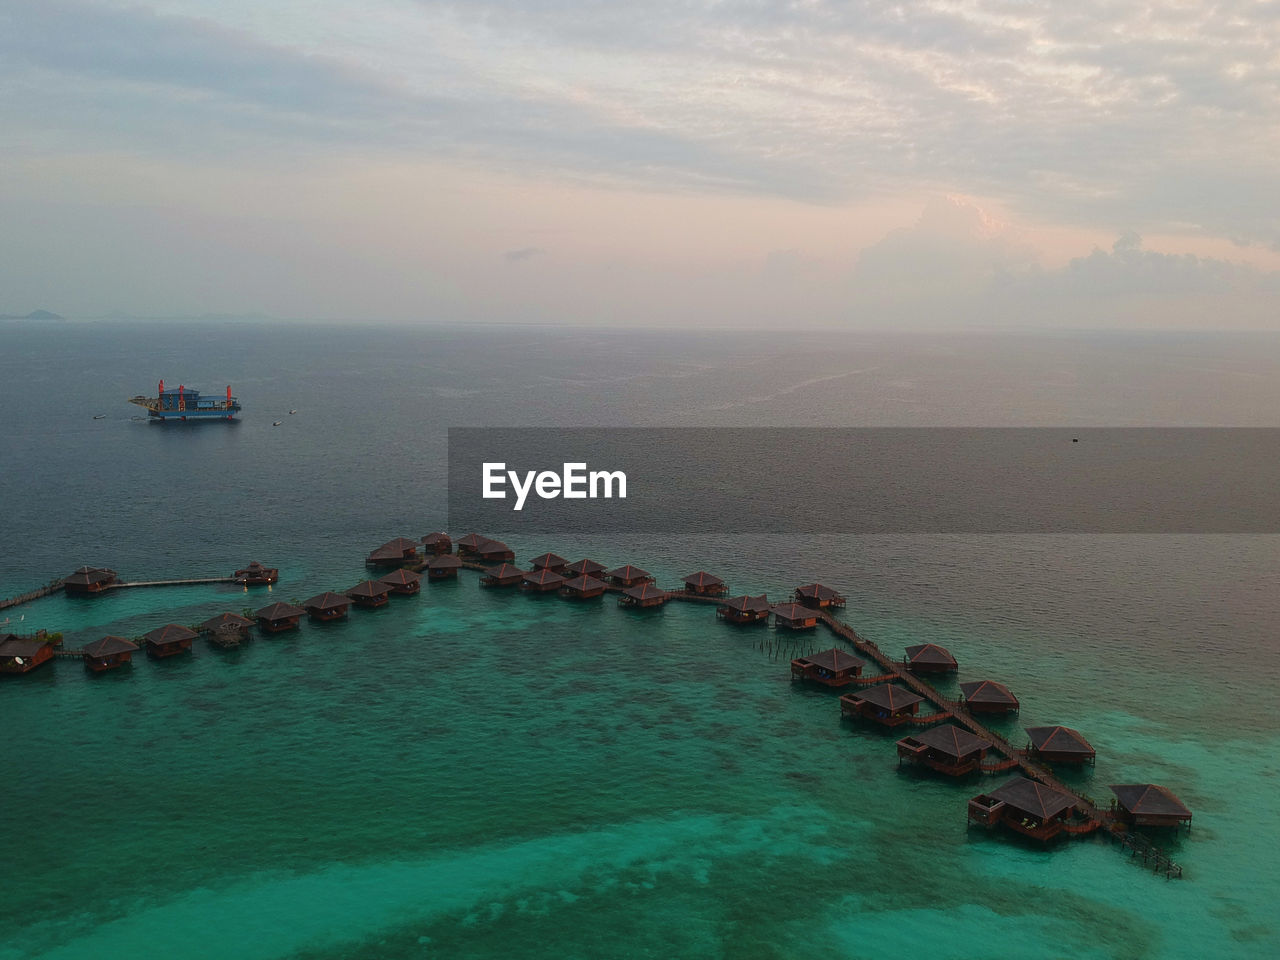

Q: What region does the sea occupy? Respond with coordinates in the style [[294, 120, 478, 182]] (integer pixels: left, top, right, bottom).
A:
[[1, 321, 1278, 960]]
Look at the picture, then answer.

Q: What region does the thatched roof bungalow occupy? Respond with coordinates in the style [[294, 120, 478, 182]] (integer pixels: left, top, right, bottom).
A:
[[790, 648, 864, 688], [897, 724, 991, 776], [839, 683, 924, 727], [83, 635, 138, 672]]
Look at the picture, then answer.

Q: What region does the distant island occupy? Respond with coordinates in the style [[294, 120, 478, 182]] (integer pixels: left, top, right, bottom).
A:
[[0, 309, 65, 321]]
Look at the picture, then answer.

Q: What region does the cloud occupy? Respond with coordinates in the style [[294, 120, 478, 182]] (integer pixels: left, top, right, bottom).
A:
[[3, 0, 1279, 245], [841, 198, 1280, 327]]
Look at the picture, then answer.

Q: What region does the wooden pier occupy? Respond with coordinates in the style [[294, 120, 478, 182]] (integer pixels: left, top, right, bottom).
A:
[[0, 579, 64, 612], [813, 609, 1110, 824], [108, 578, 238, 590]]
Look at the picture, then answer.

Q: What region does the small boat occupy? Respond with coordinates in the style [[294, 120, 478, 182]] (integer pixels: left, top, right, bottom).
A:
[[92, 414, 106, 420], [272, 420, 283, 426], [289, 409, 297, 415]]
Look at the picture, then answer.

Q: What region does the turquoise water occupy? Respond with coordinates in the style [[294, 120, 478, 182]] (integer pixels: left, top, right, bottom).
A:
[[3, 325, 1280, 958]]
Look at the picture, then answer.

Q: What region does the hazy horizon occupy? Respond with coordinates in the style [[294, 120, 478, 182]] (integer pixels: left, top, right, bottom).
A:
[[3, 1, 1278, 328]]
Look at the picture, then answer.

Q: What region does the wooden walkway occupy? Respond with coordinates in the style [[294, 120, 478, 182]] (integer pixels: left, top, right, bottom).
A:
[[0, 580, 64, 612], [109, 578, 238, 590], [812, 608, 1110, 824], [1, 575, 238, 615], [1115, 831, 1183, 878]]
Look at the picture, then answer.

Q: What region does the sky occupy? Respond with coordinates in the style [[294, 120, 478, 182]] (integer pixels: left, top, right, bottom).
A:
[[2, 0, 1279, 327]]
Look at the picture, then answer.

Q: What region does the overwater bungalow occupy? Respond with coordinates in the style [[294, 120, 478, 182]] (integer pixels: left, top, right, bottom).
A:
[[256, 601, 305, 633], [770, 603, 819, 630], [143, 624, 196, 659], [560, 575, 607, 599], [968, 776, 1079, 842], [897, 724, 991, 776], [455, 533, 489, 557], [200, 612, 254, 647], [794, 583, 846, 609], [521, 569, 565, 593], [475, 540, 515, 563], [378, 569, 422, 595], [682, 572, 727, 596], [304, 592, 351, 622], [903, 643, 958, 674], [232, 561, 278, 585], [427, 554, 462, 580], [839, 683, 924, 727], [366, 537, 419, 567], [529, 552, 568, 573], [717, 594, 770, 624], [960, 680, 1020, 714], [63, 566, 117, 594], [605, 565, 653, 588], [1026, 726, 1096, 765], [0, 635, 54, 674], [347, 580, 391, 608], [1110, 784, 1193, 829], [82, 635, 138, 672], [790, 648, 865, 687], [619, 583, 668, 608], [420, 532, 452, 555], [562, 559, 607, 579], [480, 563, 525, 587]]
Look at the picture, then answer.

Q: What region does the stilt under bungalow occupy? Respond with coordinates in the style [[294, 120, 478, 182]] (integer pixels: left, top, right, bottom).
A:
[[840, 683, 924, 727], [790, 648, 865, 687], [82, 635, 138, 672], [897, 724, 991, 775]]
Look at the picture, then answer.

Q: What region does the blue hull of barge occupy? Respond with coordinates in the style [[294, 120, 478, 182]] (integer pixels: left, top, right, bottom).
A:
[[147, 408, 242, 421]]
